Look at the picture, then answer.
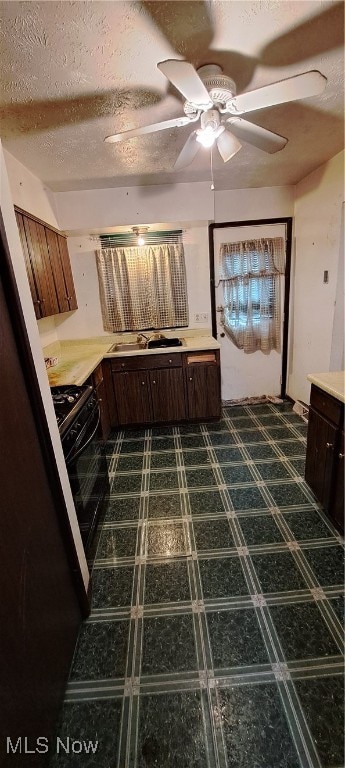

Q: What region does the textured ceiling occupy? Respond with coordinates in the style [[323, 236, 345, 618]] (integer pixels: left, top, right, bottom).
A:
[[0, 0, 344, 192]]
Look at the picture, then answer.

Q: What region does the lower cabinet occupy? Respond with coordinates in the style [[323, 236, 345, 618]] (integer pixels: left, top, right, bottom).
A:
[[186, 359, 221, 421], [150, 367, 186, 422], [112, 370, 152, 425], [332, 429, 344, 532], [105, 349, 221, 427], [305, 407, 337, 510], [305, 384, 344, 533], [91, 363, 111, 440]]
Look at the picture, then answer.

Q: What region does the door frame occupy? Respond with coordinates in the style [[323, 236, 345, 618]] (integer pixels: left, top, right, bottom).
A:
[[1, 211, 90, 617], [208, 217, 293, 400]]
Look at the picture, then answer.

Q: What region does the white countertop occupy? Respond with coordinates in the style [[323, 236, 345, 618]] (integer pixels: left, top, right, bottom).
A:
[[44, 331, 220, 386], [307, 371, 345, 403]]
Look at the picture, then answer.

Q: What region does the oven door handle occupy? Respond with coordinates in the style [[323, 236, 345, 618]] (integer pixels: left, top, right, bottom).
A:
[[68, 408, 101, 464]]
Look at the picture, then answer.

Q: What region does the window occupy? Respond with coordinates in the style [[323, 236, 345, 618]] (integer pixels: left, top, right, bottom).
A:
[[96, 238, 188, 333], [219, 237, 285, 353]]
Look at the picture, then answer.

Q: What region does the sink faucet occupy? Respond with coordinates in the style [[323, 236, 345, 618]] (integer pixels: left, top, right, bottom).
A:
[[137, 332, 150, 343]]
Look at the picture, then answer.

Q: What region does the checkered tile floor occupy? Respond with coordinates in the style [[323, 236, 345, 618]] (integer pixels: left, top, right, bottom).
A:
[[52, 402, 344, 768]]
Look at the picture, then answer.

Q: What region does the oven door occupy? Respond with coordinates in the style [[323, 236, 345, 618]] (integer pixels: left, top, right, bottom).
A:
[[66, 401, 109, 555]]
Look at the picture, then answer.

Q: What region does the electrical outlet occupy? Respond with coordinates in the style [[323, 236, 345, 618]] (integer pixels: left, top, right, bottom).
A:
[[195, 312, 209, 323]]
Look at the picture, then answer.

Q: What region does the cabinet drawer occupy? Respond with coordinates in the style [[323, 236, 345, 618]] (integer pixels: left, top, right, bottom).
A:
[[111, 352, 182, 372], [185, 351, 218, 366], [310, 385, 343, 426]]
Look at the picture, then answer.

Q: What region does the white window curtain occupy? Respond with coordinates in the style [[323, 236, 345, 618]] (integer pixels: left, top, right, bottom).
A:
[[96, 244, 188, 332], [219, 237, 285, 354]]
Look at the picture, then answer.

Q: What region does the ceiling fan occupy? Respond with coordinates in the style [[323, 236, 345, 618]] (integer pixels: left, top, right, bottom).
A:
[[104, 59, 327, 169]]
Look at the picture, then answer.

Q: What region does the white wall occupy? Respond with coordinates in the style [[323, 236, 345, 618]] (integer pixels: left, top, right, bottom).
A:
[[4, 148, 60, 228], [56, 225, 212, 339], [1, 143, 89, 590], [54, 181, 294, 233], [54, 181, 214, 231], [53, 181, 294, 340], [288, 150, 344, 403], [215, 185, 294, 221], [330, 202, 344, 371]]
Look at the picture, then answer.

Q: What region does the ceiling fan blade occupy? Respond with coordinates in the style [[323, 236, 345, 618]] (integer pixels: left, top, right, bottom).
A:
[[157, 60, 212, 107], [174, 132, 200, 170], [226, 71, 327, 116], [227, 118, 287, 154], [217, 130, 242, 163], [104, 115, 194, 143]]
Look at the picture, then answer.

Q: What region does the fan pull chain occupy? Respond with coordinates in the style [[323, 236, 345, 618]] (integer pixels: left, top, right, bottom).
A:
[[210, 146, 215, 190], [210, 147, 216, 222]]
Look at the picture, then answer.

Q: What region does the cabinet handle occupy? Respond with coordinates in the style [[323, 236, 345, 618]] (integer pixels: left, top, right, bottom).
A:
[[34, 300, 41, 305], [339, 453, 344, 459], [121, 363, 125, 368], [169, 359, 172, 363], [152, 380, 156, 384], [326, 442, 333, 449], [189, 376, 193, 381], [98, 398, 102, 403], [141, 381, 145, 386]]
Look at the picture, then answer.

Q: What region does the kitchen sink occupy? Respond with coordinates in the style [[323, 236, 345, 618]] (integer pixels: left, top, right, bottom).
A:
[[108, 341, 147, 352], [147, 337, 183, 349]]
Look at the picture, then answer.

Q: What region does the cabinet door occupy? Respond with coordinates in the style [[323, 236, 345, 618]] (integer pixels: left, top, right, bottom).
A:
[[186, 364, 221, 421], [103, 360, 118, 428], [149, 368, 186, 423], [305, 407, 337, 511], [97, 380, 111, 441], [57, 234, 78, 310], [15, 211, 41, 318], [92, 365, 112, 441], [332, 429, 344, 533], [22, 216, 59, 317], [112, 370, 151, 425], [44, 227, 70, 313]]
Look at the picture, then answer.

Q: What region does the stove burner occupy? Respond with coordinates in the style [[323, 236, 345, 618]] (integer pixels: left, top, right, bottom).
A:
[[51, 385, 83, 406], [52, 393, 76, 405], [50, 384, 93, 435]]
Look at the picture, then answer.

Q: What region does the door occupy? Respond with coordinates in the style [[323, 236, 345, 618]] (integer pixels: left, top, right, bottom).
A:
[[331, 429, 344, 533], [213, 222, 287, 401], [112, 370, 152, 425], [150, 368, 186, 422], [186, 364, 221, 421], [305, 407, 337, 510], [44, 227, 70, 313], [0, 227, 83, 766], [15, 211, 41, 318], [22, 215, 59, 317], [57, 233, 78, 311]]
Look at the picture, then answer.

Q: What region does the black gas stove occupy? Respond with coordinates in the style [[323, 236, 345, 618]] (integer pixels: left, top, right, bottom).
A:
[[50, 384, 109, 559], [51, 384, 93, 436]]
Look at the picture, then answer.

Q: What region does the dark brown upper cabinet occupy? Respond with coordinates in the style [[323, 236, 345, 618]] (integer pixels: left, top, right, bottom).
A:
[[15, 207, 77, 318]]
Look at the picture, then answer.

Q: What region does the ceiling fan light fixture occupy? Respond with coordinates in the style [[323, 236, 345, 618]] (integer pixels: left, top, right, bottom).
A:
[[196, 124, 225, 148], [196, 109, 225, 148]]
